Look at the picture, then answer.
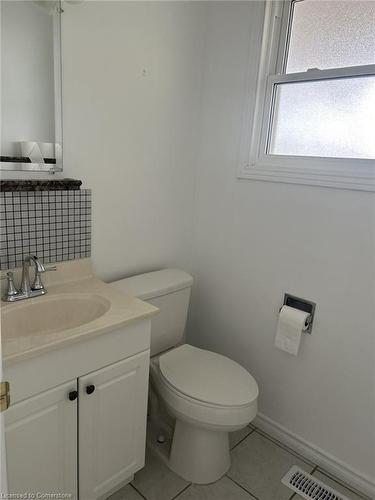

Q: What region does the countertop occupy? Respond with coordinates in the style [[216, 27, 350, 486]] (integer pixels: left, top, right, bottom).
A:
[[1, 259, 159, 365]]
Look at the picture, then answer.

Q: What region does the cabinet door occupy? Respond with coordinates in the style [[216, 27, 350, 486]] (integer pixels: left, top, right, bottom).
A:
[[79, 350, 150, 500], [5, 380, 78, 499]]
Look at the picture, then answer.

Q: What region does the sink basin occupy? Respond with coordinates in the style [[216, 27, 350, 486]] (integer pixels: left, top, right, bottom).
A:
[[2, 293, 111, 339]]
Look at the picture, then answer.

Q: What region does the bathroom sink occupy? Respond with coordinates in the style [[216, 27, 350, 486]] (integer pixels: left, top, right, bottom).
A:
[[1, 260, 158, 364], [2, 293, 111, 339]]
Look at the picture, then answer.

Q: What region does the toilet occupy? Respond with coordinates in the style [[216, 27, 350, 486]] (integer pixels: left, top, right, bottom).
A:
[[112, 269, 258, 484]]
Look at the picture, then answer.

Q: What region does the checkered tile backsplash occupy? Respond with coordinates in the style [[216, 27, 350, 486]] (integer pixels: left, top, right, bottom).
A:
[[0, 190, 91, 270]]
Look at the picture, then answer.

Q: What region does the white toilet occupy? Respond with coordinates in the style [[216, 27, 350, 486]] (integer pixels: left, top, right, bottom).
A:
[[112, 269, 258, 484]]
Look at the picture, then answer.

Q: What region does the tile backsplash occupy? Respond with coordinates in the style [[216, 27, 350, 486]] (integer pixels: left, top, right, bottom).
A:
[[0, 190, 91, 270]]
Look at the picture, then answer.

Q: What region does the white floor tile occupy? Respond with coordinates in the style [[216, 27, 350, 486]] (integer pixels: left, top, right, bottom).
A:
[[175, 476, 256, 500], [132, 447, 189, 500], [124, 429, 366, 500], [227, 431, 314, 500], [230, 427, 253, 449], [107, 484, 145, 500]]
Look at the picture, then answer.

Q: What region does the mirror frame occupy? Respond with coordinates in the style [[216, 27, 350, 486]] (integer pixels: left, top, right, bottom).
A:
[[0, 1, 63, 173]]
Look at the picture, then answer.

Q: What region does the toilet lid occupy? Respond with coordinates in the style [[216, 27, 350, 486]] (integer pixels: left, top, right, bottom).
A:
[[159, 344, 258, 407]]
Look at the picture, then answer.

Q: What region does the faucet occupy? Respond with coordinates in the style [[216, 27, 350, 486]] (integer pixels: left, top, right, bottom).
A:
[[1, 255, 56, 302], [21, 255, 46, 295]]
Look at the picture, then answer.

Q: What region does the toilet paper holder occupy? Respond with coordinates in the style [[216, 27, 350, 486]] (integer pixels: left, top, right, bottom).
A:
[[280, 294, 316, 334]]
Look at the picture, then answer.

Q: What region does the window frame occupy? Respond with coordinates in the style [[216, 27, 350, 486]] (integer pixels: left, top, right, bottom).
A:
[[238, 0, 375, 191]]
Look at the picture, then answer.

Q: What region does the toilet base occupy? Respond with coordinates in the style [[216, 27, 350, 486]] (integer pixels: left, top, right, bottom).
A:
[[169, 419, 231, 484]]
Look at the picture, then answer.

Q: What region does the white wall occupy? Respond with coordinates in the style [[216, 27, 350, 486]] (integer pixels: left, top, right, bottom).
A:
[[61, 1, 206, 281], [1, 0, 205, 279], [187, 0, 375, 490]]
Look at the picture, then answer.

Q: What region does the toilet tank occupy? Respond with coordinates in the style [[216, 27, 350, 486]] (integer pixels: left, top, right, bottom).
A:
[[111, 269, 193, 356]]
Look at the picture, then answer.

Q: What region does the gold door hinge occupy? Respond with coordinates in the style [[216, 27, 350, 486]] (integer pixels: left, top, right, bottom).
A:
[[0, 381, 10, 412]]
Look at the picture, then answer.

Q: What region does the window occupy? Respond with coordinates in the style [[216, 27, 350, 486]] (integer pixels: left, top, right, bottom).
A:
[[238, 0, 375, 191]]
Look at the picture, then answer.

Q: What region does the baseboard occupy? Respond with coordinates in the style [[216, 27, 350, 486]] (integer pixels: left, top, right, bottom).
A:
[[254, 413, 375, 499]]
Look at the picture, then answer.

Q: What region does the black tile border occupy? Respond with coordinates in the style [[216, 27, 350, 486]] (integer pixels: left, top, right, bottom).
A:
[[0, 178, 82, 192]]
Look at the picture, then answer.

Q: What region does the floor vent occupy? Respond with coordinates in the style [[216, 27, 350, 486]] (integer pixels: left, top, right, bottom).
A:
[[282, 466, 350, 500]]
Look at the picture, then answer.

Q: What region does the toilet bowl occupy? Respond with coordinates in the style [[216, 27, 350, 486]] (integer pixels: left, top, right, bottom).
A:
[[112, 269, 259, 484], [150, 344, 258, 484]]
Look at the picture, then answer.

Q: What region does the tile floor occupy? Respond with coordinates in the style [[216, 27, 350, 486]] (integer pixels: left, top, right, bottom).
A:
[[109, 425, 369, 500]]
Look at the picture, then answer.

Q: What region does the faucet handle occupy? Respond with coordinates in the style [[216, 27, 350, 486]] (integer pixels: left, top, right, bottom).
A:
[[31, 265, 57, 291], [1, 271, 20, 300], [44, 266, 57, 272]]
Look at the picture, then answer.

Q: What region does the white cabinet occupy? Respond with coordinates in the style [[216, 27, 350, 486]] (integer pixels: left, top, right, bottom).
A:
[[5, 349, 150, 500], [5, 380, 78, 498], [79, 351, 149, 500]]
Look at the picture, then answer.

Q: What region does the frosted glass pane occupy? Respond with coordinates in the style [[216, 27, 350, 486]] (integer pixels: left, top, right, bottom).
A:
[[287, 0, 375, 73], [269, 76, 375, 159]]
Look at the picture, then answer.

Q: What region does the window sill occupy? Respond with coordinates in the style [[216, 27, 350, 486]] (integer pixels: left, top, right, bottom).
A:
[[238, 162, 375, 192]]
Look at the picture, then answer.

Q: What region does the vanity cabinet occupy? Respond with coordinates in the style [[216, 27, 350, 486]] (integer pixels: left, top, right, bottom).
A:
[[4, 349, 150, 500], [5, 380, 78, 497], [79, 352, 149, 499]]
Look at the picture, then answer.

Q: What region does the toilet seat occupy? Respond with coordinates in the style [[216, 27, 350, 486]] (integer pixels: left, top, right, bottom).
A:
[[159, 344, 258, 407], [151, 344, 258, 431], [150, 344, 259, 483]]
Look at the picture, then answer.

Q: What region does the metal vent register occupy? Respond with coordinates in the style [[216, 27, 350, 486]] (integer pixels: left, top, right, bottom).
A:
[[282, 467, 350, 500]]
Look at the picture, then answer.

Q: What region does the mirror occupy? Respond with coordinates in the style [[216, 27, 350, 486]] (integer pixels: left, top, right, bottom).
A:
[[1, 0, 62, 172]]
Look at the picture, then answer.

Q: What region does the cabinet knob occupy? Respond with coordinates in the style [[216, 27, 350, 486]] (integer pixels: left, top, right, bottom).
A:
[[68, 390, 78, 401], [86, 384, 95, 395]]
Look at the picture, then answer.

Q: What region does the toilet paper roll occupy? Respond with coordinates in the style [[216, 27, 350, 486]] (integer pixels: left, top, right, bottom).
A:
[[275, 305, 310, 356]]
